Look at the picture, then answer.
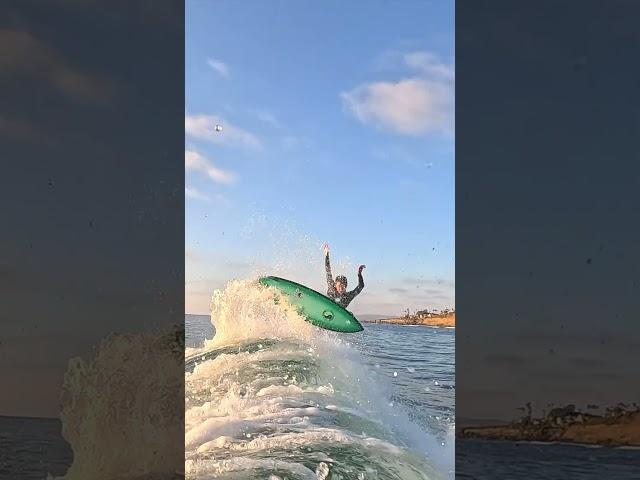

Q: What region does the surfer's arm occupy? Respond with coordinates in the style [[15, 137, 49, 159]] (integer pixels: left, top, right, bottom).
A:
[[353, 272, 364, 295], [351, 265, 365, 296], [341, 274, 364, 307], [325, 253, 336, 292]]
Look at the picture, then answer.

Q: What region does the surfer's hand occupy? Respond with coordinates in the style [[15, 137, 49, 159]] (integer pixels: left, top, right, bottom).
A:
[[358, 264, 366, 274], [323, 242, 330, 256]]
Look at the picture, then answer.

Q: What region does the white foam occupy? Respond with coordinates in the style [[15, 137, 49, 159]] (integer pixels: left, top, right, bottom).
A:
[[206, 279, 318, 348], [185, 280, 451, 479], [186, 457, 318, 479], [56, 326, 184, 479], [256, 384, 304, 398]]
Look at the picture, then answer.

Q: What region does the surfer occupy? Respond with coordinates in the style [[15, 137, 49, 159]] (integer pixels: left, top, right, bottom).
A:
[[323, 242, 365, 308]]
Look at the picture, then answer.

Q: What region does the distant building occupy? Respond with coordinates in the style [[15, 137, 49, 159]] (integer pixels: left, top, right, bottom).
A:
[[547, 404, 576, 421]]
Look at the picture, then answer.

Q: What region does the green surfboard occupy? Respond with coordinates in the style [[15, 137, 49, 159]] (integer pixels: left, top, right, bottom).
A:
[[259, 276, 364, 333]]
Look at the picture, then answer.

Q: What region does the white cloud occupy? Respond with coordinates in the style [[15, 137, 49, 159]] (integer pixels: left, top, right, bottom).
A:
[[341, 51, 454, 136], [206, 58, 229, 78], [185, 150, 236, 184], [185, 186, 210, 201], [185, 114, 262, 150], [342, 79, 452, 135], [0, 30, 114, 105], [0, 115, 52, 144], [404, 51, 455, 81], [252, 109, 281, 128]]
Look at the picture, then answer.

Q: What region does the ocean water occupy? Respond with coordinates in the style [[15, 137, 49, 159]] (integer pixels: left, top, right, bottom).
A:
[[0, 416, 72, 479], [2, 297, 637, 479], [456, 439, 640, 479], [185, 280, 455, 479], [0, 325, 184, 480]]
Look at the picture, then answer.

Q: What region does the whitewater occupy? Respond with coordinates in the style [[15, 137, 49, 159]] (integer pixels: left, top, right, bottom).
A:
[[185, 279, 454, 479]]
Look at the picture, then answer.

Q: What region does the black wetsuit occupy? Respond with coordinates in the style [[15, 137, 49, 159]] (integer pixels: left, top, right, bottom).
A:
[[325, 253, 364, 308]]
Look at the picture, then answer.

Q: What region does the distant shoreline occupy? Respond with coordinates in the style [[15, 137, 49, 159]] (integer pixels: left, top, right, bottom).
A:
[[458, 410, 640, 447], [0, 414, 61, 422], [187, 311, 456, 328], [362, 312, 455, 328]]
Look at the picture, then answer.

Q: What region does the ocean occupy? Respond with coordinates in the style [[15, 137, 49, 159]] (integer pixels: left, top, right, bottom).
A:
[[2, 286, 638, 479], [3, 421, 639, 479], [185, 279, 455, 479], [0, 416, 72, 479], [456, 438, 640, 479]]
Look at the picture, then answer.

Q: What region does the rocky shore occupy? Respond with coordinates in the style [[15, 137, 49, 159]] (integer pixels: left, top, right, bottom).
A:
[[363, 311, 455, 328], [459, 405, 640, 447]]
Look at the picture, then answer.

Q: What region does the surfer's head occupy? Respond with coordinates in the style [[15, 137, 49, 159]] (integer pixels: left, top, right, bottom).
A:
[[335, 275, 347, 294]]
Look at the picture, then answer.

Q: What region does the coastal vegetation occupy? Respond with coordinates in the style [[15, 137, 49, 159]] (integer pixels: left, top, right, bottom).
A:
[[459, 402, 640, 446], [364, 308, 455, 327]]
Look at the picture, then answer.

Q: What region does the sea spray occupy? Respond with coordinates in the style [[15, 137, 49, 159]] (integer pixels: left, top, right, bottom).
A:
[[57, 325, 184, 480], [203, 279, 318, 349], [185, 280, 448, 479]]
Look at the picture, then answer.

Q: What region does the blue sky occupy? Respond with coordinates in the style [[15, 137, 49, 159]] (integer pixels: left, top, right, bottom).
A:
[[186, 1, 454, 315]]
